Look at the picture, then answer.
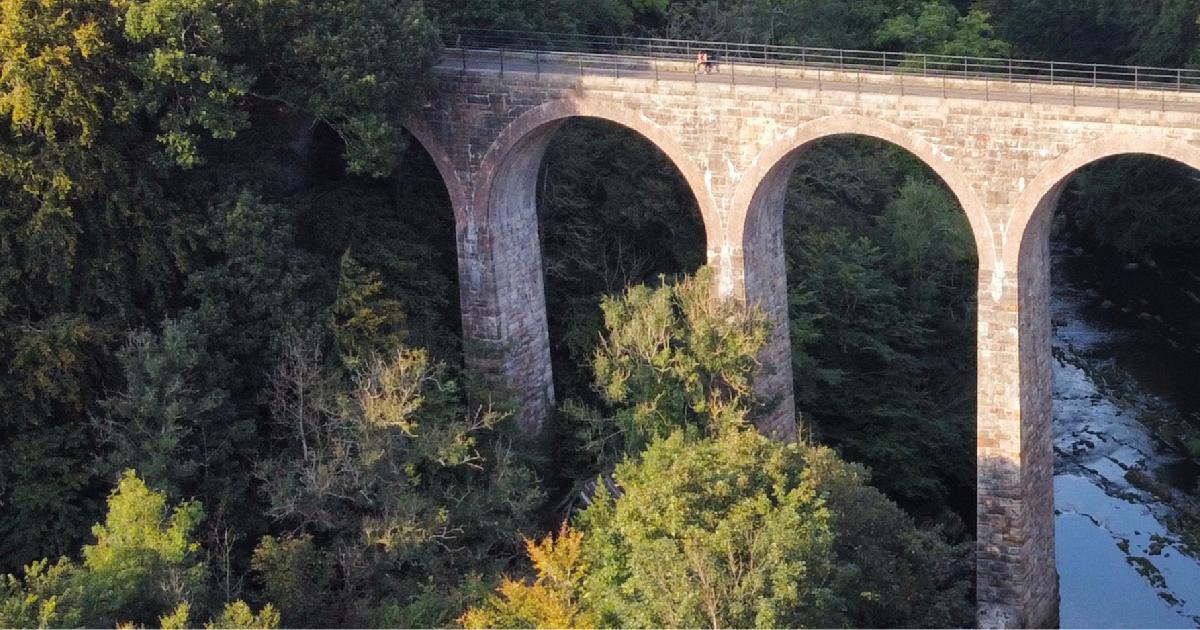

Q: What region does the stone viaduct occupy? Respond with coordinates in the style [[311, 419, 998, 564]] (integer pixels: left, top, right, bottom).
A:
[[404, 46, 1200, 628]]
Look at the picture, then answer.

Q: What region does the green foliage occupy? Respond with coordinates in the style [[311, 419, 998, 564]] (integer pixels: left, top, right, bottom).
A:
[[979, 0, 1200, 65], [251, 535, 334, 628], [204, 600, 281, 629], [784, 140, 977, 516], [78, 470, 208, 627], [332, 251, 407, 369], [538, 119, 706, 406], [260, 0, 441, 176], [875, 2, 1010, 56], [0, 0, 443, 576], [0, 471, 210, 629], [593, 268, 769, 442], [1062, 156, 1200, 257], [468, 430, 973, 628], [460, 526, 593, 629], [94, 319, 228, 498], [0, 558, 79, 629], [427, 0, 645, 34], [258, 338, 542, 625], [565, 268, 770, 477]]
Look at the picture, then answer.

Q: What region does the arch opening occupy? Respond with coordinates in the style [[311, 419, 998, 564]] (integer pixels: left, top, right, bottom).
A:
[[292, 120, 464, 363], [477, 104, 713, 504], [1020, 147, 1200, 628], [739, 129, 982, 530]]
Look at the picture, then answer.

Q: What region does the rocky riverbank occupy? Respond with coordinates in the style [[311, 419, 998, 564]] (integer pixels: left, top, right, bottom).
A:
[[1052, 242, 1200, 627]]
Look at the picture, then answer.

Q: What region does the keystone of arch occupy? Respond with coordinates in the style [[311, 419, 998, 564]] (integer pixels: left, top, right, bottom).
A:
[[471, 98, 721, 247], [729, 114, 995, 275], [1006, 133, 1200, 267]]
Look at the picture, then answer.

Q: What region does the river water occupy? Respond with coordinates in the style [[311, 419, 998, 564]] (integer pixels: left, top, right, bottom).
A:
[[1052, 242, 1200, 627]]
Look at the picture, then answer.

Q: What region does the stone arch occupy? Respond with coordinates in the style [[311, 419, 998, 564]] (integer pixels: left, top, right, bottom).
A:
[[473, 99, 720, 238], [995, 133, 1200, 629], [726, 114, 988, 441], [401, 117, 469, 222], [470, 98, 717, 430], [731, 115, 992, 277], [1007, 133, 1200, 265]]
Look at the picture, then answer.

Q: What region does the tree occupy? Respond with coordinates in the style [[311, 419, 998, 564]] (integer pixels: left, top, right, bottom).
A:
[[257, 337, 543, 626], [875, 2, 1011, 56], [565, 268, 771, 477], [93, 320, 228, 499], [465, 430, 973, 629], [0, 471, 209, 629], [460, 526, 593, 629], [783, 139, 977, 519]]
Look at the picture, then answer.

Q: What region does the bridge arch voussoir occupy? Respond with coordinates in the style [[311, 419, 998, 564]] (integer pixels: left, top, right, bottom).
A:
[[1007, 133, 1200, 265]]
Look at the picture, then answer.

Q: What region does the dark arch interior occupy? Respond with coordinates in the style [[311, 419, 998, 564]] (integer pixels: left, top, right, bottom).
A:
[[298, 121, 463, 361], [530, 117, 707, 501], [535, 118, 707, 407], [1045, 153, 1200, 626], [778, 135, 980, 531]]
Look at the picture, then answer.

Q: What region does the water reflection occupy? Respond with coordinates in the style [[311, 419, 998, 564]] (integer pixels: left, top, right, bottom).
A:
[[1052, 243, 1200, 628]]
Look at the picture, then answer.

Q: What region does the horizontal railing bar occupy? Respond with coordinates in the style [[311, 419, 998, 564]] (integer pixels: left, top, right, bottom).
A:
[[447, 30, 1200, 93]]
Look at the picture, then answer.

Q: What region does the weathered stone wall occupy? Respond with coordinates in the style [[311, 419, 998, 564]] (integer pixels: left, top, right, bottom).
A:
[[410, 58, 1200, 628]]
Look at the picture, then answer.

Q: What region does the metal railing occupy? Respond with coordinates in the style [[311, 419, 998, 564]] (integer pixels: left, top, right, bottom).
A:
[[446, 28, 1200, 93]]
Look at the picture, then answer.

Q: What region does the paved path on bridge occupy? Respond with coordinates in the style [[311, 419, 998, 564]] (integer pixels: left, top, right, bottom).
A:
[[442, 49, 1200, 114]]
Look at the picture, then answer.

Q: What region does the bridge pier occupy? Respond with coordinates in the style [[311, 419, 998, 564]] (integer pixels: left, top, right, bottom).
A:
[[976, 223, 1059, 628]]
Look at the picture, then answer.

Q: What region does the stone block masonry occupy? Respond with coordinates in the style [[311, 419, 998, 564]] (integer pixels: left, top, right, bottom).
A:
[[405, 52, 1200, 628]]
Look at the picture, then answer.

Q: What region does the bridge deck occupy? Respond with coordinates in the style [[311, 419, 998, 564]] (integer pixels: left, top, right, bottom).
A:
[[441, 48, 1200, 114]]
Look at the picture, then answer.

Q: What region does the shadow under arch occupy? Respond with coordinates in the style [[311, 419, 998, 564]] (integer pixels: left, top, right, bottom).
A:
[[466, 98, 717, 428]]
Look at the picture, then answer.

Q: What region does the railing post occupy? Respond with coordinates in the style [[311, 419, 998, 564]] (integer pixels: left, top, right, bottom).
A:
[[535, 50, 540, 79], [1093, 65, 1098, 87], [1050, 61, 1054, 84], [1134, 67, 1139, 89], [1178, 68, 1183, 91], [462, 47, 467, 73], [923, 54, 927, 77], [500, 48, 504, 76]]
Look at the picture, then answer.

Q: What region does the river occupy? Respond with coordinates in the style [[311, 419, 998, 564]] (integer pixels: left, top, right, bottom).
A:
[[1052, 241, 1200, 627]]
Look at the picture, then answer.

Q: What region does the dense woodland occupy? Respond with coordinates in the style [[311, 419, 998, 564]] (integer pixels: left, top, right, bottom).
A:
[[3, 0, 1200, 627]]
